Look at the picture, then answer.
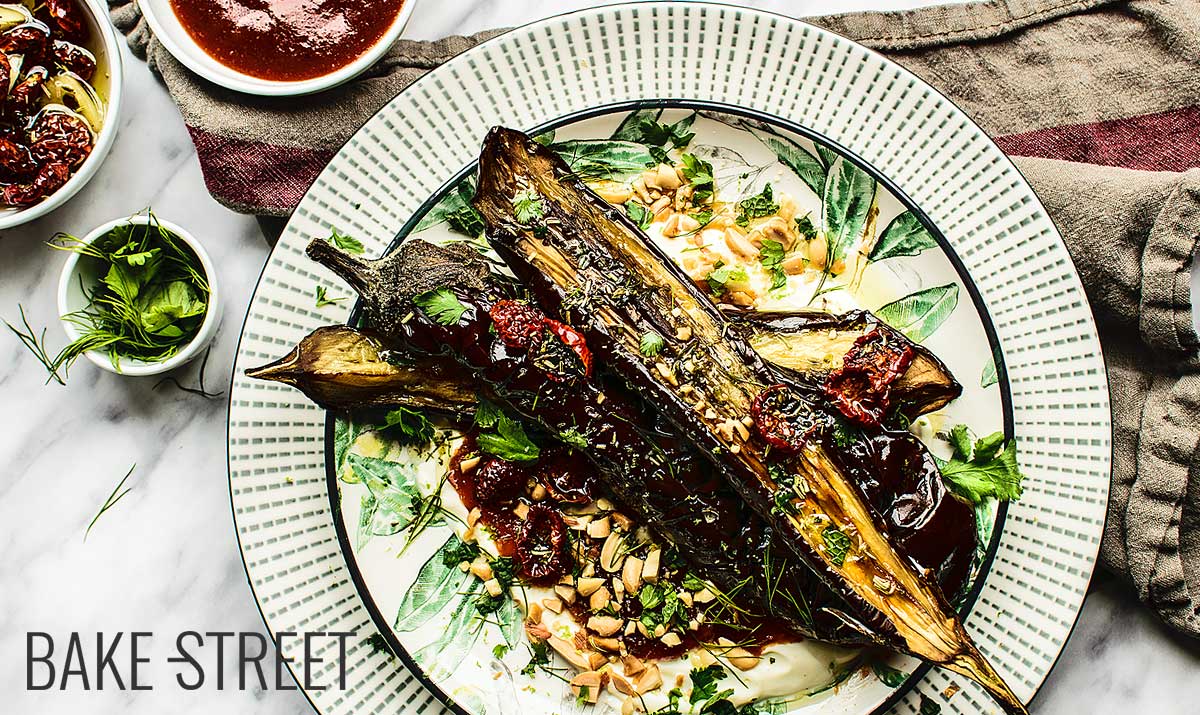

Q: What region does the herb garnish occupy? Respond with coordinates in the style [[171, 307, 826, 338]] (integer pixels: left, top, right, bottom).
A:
[[758, 239, 788, 291], [329, 229, 365, 254], [86, 464, 135, 540], [477, 413, 540, 462], [625, 200, 654, 230], [689, 665, 728, 704], [640, 331, 666, 357], [918, 694, 942, 715], [492, 643, 510, 660], [735, 184, 779, 227], [680, 154, 716, 205], [794, 214, 818, 240], [939, 425, 1025, 503], [558, 427, 589, 450], [315, 285, 344, 308], [442, 538, 480, 568], [413, 287, 468, 326], [821, 527, 852, 567], [512, 190, 546, 224], [705, 262, 748, 296], [381, 406, 435, 447], [520, 640, 552, 676], [627, 114, 696, 162]]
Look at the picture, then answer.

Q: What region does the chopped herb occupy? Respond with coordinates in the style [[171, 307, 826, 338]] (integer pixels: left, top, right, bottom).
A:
[[939, 427, 1025, 504], [770, 490, 795, 516], [381, 406, 435, 447], [492, 643, 510, 660], [918, 694, 942, 715], [477, 413, 540, 462], [705, 262, 748, 296], [315, 285, 345, 308], [474, 398, 503, 429], [680, 153, 716, 205], [491, 556, 516, 590], [639, 583, 665, 610], [445, 206, 486, 238], [558, 427, 589, 450], [512, 189, 545, 224], [520, 640, 551, 676], [795, 214, 818, 240], [689, 665, 728, 704], [832, 418, 858, 448], [86, 464, 136, 540], [329, 229, 365, 254], [871, 662, 908, 687], [821, 527, 852, 567], [681, 573, 708, 592], [758, 239, 788, 291], [640, 330, 666, 357], [441, 538, 480, 568], [689, 209, 713, 226], [413, 287, 468, 326], [365, 633, 392, 657], [475, 593, 505, 615], [575, 686, 591, 706], [735, 184, 779, 227], [627, 115, 696, 153], [625, 200, 654, 230]]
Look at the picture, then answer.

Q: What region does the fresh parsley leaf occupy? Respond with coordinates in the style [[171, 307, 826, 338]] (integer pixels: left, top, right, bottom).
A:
[[558, 427, 589, 450], [640, 331, 666, 357], [521, 640, 551, 676], [918, 694, 941, 715], [795, 214, 818, 240], [474, 398, 503, 429], [947, 424, 973, 460], [821, 527, 852, 567], [940, 438, 1024, 504], [735, 184, 779, 227], [680, 153, 715, 205], [478, 413, 540, 462], [759, 239, 788, 291], [701, 693, 737, 715], [871, 662, 908, 688], [492, 643, 510, 660], [315, 285, 344, 308], [575, 686, 591, 706], [512, 190, 545, 224], [973, 431, 1005, 463], [629, 115, 696, 152], [705, 262, 748, 296], [329, 229, 365, 254], [689, 209, 713, 226], [689, 665, 728, 704], [650, 145, 672, 165], [381, 406, 434, 447], [413, 287, 468, 326], [626, 200, 653, 230]]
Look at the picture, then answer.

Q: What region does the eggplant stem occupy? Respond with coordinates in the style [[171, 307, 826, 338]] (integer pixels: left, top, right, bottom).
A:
[[306, 239, 372, 296]]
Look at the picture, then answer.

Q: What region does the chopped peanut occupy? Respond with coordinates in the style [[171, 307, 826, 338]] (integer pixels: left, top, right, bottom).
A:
[[589, 585, 612, 611], [576, 577, 606, 597], [622, 556, 644, 594]]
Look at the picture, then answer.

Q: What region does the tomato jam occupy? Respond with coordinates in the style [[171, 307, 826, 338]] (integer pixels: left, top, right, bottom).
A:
[[169, 0, 406, 82]]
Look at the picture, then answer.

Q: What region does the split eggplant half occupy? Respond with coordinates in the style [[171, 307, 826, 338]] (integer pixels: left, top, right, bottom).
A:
[[472, 127, 1025, 714]]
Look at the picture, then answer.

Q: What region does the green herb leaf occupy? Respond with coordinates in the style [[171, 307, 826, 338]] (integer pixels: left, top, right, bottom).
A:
[[871, 662, 908, 688], [478, 413, 540, 462], [875, 283, 959, 343], [575, 686, 591, 706], [330, 229, 365, 254], [492, 643, 510, 660], [413, 287, 468, 326], [626, 201, 653, 229], [794, 214, 818, 240], [315, 285, 345, 308], [940, 437, 1024, 504], [705, 262, 748, 296], [736, 183, 779, 227], [869, 211, 938, 262], [973, 431, 1005, 463], [512, 189, 545, 224], [759, 239, 788, 291], [558, 427, 589, 450], [381, 406, 435, 447], [948, 424, 973, 460], [139, 281, 204, 334], [680, 153, 716, 205], [689, 665, 728, 704], [639, 583, 665, 610], [521, 640, 551, 676], [474, 398, 503, 429], [640, 331, 666, 357], [690, 209, 714, 226], [821, 527, 852, 567]]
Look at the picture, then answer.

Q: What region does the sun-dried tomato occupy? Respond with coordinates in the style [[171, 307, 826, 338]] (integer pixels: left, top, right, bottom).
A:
[[534, 448, 599, 504], [8, 68, 47, 112], [3, 161, 69, 206], [30, 111, 92, 168], [473, 457, 530, 507], [823, 327, 916, 428], [515, 503, 570, 583], [0, 137, 36, 180], [490, 300, 545, 350], [1, 25, 50, 63], [53, 40, 94, 81], [0, 56, 9, 102], [751, 384, 828, 453], [45, 0, 88, 44]]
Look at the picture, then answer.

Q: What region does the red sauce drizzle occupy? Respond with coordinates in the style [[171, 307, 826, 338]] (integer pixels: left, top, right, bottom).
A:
[[169, 0, 406, 82]]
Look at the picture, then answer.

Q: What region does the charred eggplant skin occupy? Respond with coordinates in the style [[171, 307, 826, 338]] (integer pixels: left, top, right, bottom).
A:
[[472, 127, 1025, 715]]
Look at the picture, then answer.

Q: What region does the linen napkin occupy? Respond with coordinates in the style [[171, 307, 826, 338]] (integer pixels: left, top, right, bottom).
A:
[[109, 0, 1200, 640]]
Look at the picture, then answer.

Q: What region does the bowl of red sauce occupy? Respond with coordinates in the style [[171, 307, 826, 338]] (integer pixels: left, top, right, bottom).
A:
[[138, 0, 415, 96]]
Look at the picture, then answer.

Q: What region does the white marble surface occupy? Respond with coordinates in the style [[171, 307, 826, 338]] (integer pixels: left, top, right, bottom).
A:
[[0, 0, 1197, 713]]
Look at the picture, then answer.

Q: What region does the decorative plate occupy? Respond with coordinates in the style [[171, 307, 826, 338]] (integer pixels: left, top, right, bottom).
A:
[[227, 5, 1111, 715]]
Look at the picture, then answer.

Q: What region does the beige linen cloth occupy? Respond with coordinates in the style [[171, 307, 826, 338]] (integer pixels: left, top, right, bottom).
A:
[[109, 0, 1200, 640]]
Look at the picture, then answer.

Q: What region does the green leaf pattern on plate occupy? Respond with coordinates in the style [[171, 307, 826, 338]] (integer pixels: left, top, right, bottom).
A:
[[334, 418, 369, 483], [875, 283, 960, 343], [815, 144, 839, 171], [395, 534, 474, 632], [549, 139, 655, 182], [413, 579, 484, 681], [610, 107, 663, 141], [981, 354, 999, 388], [349, 453, 422, 537], [869, 210, 939, 262], [757, 133, 827, 198], [821, 157, 878, 265]]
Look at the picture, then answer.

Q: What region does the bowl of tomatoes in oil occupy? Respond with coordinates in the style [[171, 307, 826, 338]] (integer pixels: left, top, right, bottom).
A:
[[0, 0, 124, 228]]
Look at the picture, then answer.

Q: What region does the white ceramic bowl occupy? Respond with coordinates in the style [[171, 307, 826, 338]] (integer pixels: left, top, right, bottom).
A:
[[56, 215, 222, 377], [137, 0, 417, 96], [0, 0, 125, 229]]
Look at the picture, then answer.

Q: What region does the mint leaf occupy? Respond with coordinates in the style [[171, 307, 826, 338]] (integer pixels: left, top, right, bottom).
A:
[[558, 427, 588, 450], [381, 406, 434, 447], [315, 285, 345, 308], [705, 262, 748, 296], [414, 287, 468, 326]]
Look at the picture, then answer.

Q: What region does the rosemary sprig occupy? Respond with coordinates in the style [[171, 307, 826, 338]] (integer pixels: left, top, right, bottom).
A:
[[86, 464, 136, 540]]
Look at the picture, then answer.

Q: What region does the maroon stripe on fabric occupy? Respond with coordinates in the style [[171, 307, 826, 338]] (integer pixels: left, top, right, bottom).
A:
[[996, 105, 1200, 172], [187, 126, 335, 214]]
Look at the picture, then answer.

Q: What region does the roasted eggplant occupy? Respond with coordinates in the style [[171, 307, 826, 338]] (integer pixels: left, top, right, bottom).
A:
[[472, 127, 1024, 714]]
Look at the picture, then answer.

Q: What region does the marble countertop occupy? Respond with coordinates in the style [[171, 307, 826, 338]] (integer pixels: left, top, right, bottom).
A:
[[1, 0, 1197, 713]]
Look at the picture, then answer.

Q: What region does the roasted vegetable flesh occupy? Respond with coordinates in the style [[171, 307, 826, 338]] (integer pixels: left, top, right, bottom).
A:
[[473, 127, 1025, 714]]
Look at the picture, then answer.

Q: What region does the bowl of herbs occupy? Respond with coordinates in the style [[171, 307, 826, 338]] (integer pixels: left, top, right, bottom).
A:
[[53, 212, 221, 377]]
